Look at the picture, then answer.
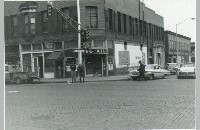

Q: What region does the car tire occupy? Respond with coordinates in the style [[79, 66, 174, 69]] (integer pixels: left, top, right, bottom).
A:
[[132, 77, 137, 81], [149, 74, 154, 80], [15, 77, 22, 84]]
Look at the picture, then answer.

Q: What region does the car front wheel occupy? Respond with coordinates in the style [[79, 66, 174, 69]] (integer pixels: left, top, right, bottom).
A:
[[149, 74, 154, 80]]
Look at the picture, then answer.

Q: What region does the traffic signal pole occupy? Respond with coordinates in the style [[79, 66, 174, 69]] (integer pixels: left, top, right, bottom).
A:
[[77, 0, 82, 65]]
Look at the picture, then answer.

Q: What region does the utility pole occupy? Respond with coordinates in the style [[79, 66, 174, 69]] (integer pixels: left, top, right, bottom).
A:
[[77, 0, 82, 64]]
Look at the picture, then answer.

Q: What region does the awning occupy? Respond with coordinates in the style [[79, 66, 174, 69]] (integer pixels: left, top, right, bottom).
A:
[[46, 51, 63, 60]]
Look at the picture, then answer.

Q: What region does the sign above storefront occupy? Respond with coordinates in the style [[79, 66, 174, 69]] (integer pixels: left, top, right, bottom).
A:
[[84, 49, 108, 54]]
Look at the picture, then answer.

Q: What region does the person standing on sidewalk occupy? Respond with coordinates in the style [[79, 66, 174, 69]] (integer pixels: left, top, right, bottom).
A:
[[70, 63, 77, 83], [77, 64, 85, 83], [58, 66, 62, 78], [137, 60, 145, 81]]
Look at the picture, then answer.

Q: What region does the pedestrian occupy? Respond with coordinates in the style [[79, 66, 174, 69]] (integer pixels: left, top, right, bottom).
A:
[[58, 66, 62, 78], [70, 62, 77, 83], [77, 64, 85, 83], [137, 60, 145, 81]]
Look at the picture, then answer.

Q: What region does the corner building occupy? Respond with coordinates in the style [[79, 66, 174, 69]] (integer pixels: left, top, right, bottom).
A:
[[4, 0, 165, 78]]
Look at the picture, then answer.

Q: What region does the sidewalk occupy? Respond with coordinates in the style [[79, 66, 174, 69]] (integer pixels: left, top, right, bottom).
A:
[[40, 75, 129, 83]]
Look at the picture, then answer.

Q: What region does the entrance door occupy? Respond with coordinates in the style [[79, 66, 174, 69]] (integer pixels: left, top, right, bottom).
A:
[[85, 54, 101, 76], [38, 56, 43, 78]]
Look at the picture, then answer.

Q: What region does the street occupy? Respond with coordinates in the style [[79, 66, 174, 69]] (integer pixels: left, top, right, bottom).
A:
[[5, 75, 195, 130]]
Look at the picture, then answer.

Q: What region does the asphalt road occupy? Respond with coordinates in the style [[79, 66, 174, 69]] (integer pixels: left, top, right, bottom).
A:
[[5, 75, 195, 130]]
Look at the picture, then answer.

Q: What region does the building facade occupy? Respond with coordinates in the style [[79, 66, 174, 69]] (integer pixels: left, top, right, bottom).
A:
[[164, 30, 191, 64], [4, 0, 165, 78]]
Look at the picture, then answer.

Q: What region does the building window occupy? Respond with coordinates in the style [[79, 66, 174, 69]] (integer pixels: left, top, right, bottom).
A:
[[32, 44, 42, 50], [135, 18, 138, 36], [24, 13, 36, 35], [129, 16, 132, 34], [11, 15, 17, 36], [42, 11, 48, 33], [55, 42, 62, 50], [44, 42, 54, 50], [108, 9, 113, 31], [86, 6, 98, 28], [123, 14, 126, 33], [139, 20, 142, 36], [22, 44, 31, 52], [62, 8, 70, 31], [124, 42, 127, 50], [117, 12, 121, 32]]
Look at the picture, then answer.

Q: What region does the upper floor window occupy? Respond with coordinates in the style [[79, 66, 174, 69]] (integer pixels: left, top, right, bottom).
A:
[[11, 15, 17, 36], [24, 13, 36, 35], [117, 12, 121, 32], [123, 14, 126, 33], [86, 6, 98, 28], [44, 42, 54, 50], [62, 8, 70, 31], [42, 11, 48, 33], [129, 16, 132, 34], [108, 9, 113, 31]]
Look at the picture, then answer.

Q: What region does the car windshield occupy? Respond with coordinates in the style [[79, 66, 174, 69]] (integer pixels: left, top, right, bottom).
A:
[[145, 65, 155, 69], [168, 64, 177, 68]]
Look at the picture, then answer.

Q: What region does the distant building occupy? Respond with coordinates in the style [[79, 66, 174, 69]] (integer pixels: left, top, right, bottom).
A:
[[164, 30, 191, 64], [190, 42, 195, 63], [4, 0, 165, 78]]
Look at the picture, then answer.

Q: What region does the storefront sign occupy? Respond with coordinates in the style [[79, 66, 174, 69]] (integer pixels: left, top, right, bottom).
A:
[[119, 51, 130, 65], [84, 49, 108, 54]]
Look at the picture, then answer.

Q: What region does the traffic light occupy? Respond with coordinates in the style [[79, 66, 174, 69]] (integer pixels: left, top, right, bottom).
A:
[[86, 30, 89, 41], [47, 4, 53, 17], [81, 29, 86, 42], [81, 42, 86, 49]]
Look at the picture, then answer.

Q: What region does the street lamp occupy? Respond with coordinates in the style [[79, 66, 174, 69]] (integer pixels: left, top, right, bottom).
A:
[[176, 18, 195, 63]]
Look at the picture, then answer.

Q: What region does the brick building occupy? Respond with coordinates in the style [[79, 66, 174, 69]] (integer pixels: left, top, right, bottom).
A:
[[164, 30, 191, 64], [4, 0, 165, 78]]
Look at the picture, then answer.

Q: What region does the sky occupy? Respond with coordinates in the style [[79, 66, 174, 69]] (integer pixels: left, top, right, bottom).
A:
[[144, 0, 196, 42]]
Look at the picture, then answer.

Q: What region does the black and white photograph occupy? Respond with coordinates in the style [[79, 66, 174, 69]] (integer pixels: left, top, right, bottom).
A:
[[4, 0, 196, 129]]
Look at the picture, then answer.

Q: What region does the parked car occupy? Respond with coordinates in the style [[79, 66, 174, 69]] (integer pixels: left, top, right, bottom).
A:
[[128, 64, 170, 80], [167, 63, 179, 75], [177, 63, 196, 79], [5, 64, 40, 84]]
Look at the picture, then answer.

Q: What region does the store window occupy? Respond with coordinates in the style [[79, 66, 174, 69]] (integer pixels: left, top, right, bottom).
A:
[[44, 52, 54, 72], [86, 6, 98, 28]]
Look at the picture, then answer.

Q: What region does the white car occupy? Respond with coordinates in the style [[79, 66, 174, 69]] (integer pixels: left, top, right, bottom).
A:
[[177, 63, 196, 79], [128, 64, 170, 80], [145, 64, 171, 79]]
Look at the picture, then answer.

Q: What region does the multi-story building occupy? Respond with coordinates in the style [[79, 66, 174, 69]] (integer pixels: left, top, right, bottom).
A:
[[190, 42, 195, 63], [164, 30, 191, 64], [4, 0, 165, 78]]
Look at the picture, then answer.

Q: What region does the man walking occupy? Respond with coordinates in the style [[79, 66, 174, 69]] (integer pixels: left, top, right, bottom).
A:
[[77, 64, 85, 83], [70, 62, 77, 83], [137, 60, 145, 81]]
